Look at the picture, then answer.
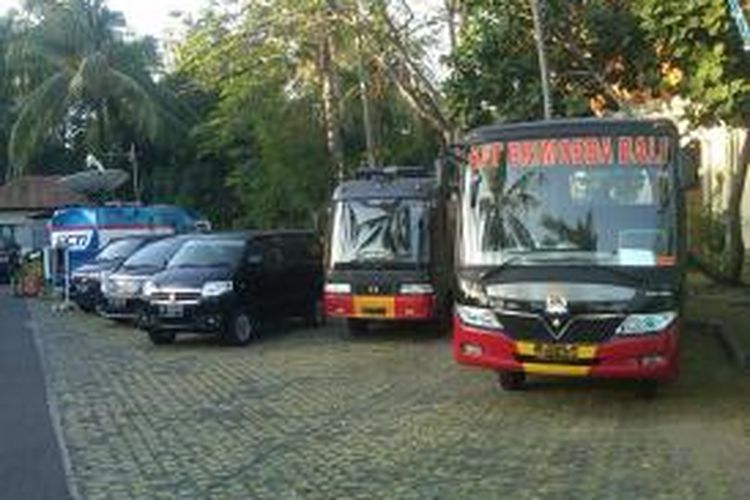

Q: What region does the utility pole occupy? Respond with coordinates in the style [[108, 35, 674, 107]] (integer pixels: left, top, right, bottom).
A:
[[530, 0, 552, 120], [128, 143, 141, 203], [356, 0, 378, 167]]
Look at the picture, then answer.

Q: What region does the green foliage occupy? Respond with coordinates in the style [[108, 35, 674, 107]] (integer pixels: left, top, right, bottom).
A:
[[634, 0, 750, 127], [6, 0, 187, 177], [164, 0, 441, 229]]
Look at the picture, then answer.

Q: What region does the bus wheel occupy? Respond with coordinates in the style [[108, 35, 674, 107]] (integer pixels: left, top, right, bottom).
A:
[[224, 310, 258, 346], [637, 380, 659, 399], [497, 371, 526, 391], [347, 318, 368, 336], [148, 329, 176, 346]]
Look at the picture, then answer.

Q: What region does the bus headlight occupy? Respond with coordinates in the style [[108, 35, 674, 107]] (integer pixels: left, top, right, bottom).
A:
[[202, 281, 234, 298], [325, 283, 351, 294], [456, 305, 504, 330], [615, 311, 677, 336], [400, 283, 434, 295]]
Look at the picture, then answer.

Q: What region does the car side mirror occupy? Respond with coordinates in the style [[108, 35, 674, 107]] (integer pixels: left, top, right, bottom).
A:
[[680, 140, 701, 190]]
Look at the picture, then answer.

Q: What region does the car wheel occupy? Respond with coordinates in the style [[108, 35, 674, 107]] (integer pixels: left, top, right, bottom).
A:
[[346, 318, 368, 336], [148, 329, 176, 345], [497, 371, 526, 391], [224, 310, 258, 346]]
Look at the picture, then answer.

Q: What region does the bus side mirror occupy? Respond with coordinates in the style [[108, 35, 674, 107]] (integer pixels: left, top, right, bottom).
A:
[[680, 140, 701, 190]]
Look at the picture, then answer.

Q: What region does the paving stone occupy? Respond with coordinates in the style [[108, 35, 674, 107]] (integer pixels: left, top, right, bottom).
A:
[[26, 301, 750, 499]]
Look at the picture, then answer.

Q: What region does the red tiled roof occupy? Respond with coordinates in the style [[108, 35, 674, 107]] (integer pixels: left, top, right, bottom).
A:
[[0, 176, 88, 210]]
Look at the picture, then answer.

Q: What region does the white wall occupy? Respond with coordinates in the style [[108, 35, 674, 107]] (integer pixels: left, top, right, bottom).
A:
[[0, 211, 49, 254]]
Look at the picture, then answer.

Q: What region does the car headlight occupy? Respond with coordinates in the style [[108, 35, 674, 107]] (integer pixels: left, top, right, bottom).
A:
[[615, 311, 677, 336], [399, 283, 434, 295], [142, 281, 158, 297], [456, 305, 504, 330], [101, 276, 112, 294], [324, 283, 351, 294], [201, 281, 234, 298]]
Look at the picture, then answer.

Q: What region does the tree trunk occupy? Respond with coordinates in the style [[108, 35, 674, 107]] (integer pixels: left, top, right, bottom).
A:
[[724, 129, 750, 282], [356, 0, 377, 167], [529, 0, 552, 120], [320, 29, 345, 179]]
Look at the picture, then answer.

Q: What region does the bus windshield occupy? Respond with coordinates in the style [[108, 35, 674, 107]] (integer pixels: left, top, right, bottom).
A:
[[460, 136, 678, 268], [330, 199, 429, 269]]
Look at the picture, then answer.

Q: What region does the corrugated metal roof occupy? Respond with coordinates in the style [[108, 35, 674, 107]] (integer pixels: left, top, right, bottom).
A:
[[0, 176, 88, 210]]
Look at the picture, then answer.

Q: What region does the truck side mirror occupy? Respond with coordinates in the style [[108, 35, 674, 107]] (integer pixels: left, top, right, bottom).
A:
[[680, 140, 701, 190]]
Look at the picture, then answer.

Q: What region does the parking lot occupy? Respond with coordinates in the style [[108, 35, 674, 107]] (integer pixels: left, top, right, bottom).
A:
[[26, 296, 750, 499]]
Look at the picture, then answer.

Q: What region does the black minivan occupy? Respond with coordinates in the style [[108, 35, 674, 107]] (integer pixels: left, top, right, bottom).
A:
[[100, 234, 195, 322], [140, 231, 324, 346]]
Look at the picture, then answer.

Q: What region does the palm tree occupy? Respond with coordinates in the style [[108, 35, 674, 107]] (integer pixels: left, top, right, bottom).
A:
[[7, 0, 172, 178]]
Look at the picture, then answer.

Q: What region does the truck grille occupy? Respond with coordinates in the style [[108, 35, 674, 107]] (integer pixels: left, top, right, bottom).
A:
[[498, 313, 624, 344]]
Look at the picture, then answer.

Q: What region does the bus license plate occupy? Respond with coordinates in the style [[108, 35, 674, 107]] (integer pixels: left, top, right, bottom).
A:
[[353, 296, 395, 318], [160, 304, 184, 318], [534, 343, 580, 362]]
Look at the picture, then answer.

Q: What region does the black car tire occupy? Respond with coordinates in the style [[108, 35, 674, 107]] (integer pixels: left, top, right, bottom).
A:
[[77, 300, 96, 314], [497, 371, 526, 391], [346, 318, 369, 336], [224, 310, 258, 346], [148, 329, 176, 345]]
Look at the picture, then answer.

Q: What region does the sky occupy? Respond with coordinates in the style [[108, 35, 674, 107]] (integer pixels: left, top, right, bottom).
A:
[[0, 0, 208, 38], [0, 0, 448, 76]]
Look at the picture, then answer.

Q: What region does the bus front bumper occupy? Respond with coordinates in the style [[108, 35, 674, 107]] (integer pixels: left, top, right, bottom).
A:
[[324, 293, 436, 321], [453, 317, 679, 380]]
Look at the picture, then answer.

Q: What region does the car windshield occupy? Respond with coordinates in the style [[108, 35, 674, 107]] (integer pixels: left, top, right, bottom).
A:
[[96, 239, 145, 262], [168, 239, 245, 269], [330, 198, 429, 269], [122, 238, 186, 270], [460, 135, 677, 268]]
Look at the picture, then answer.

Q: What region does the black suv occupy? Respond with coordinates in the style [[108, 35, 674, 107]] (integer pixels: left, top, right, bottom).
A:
[[141, 231, 323, 346], [100, 234, 195, 322], [70, 237, 156, 312]]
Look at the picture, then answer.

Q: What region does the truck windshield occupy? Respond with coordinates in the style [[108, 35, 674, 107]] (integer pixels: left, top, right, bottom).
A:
[[168, 240, 245, 269], [331, 199, 429, 269], [460, 138, 677, 268]]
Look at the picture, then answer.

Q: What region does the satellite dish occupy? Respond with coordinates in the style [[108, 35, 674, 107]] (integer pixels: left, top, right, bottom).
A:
[[58, 154, 130, 195], [59, 169, 130, 194]]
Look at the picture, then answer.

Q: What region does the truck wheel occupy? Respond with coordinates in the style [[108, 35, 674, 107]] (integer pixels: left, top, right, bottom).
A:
[[497, 371, 526, 391], [148, 329, 175, 345], [347, 318, 368, 336], [224, 310, 258, 346]]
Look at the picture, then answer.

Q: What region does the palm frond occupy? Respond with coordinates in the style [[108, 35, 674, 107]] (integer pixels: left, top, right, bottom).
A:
[[8, 72, 70, 177]]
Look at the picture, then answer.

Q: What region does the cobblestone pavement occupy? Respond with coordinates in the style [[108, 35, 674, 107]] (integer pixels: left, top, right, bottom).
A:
[[27, 299, 750, 499]]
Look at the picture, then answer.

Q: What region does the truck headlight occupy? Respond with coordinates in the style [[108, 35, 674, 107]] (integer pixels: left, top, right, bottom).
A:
[[615, 311, 677, 336], [456, 305, 504, 330], [399, 283, 434, 295], [324, 283, 351, 294], [201, 281, 234, 298]]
